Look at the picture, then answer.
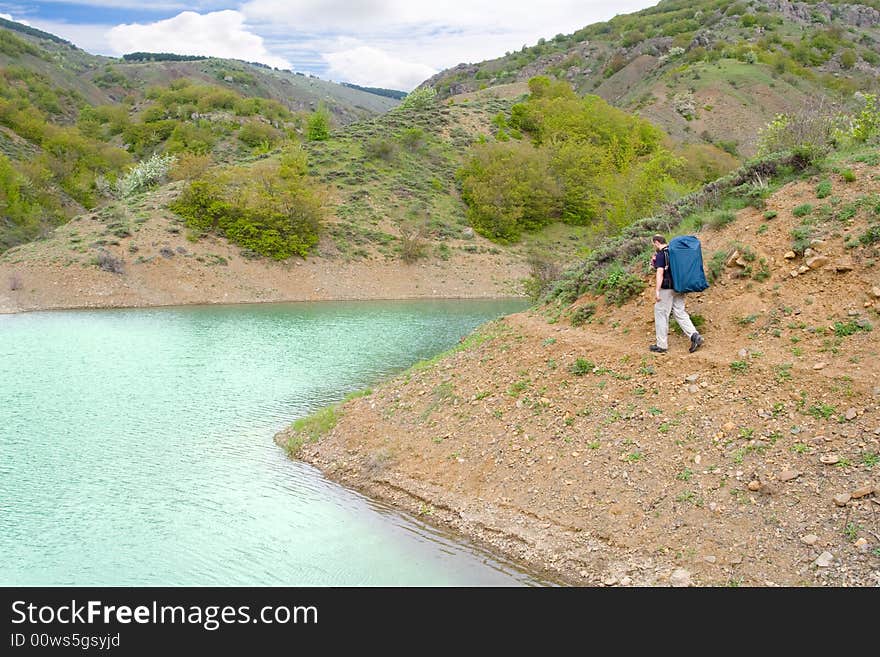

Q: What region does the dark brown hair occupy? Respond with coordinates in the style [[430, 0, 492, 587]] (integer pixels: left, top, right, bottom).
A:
[[652, 234, 667, 245]]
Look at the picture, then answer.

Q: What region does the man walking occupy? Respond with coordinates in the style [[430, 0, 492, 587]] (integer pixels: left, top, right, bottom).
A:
[[649, 234, 704, 354]]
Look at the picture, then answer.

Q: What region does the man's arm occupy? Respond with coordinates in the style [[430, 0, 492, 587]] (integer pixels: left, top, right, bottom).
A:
[[655, 267, 663, 302]]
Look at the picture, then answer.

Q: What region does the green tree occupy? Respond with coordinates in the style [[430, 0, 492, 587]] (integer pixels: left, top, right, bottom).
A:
[[307, 105, 331, 141]]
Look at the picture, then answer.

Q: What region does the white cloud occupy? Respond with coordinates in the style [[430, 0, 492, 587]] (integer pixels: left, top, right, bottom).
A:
[[0, 13, 30, 26], [323, 46, 435, 90], [243, 0, 656, 87], [106, 10, 291, 69]]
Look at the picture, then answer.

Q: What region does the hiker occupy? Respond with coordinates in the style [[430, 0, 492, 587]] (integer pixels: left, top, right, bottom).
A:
[[649, 234, 703, 354]]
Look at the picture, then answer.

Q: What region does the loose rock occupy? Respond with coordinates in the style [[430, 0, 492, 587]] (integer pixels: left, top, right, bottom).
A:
[[814, 552, 834, 568], [851, 484, 875, 499], [806, 255, 829, 270], [833, 493, 851, 506], [669, 568, 692, 587], [801, 534, 819, 546], [778, 470, 800, 482]]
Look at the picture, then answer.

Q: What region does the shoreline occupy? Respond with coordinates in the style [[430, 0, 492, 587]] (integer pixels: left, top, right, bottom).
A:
[[0, 291, 529, 315]]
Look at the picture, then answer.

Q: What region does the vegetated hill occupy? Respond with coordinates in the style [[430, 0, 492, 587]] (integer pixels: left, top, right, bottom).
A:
[[0, 20, 397, 119], [278, 144, 880, 586], [422, 0, 880, 157], [0, 20, 398, 251]]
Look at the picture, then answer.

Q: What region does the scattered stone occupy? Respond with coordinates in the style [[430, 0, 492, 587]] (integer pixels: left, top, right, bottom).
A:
[[845, 408, 858, 421], [620, 576, 632, 586], [813, 362, 827, 371], [669, 568, 692, 587], [722, 422, 736, 433], [801, 534, 819, 546], [704, 555, 717, 564], [833, 493, 851, 506], [726, 250, 741, 267], [809, 239, 826, 248], [820, 454, 840, 465], [687, 384, 699, 393], [783, 251, 797, 260], [778, 470, 800, 482], [738, 348, 749, 359], [798, 264, 810, 274], [871, 286, 880, 299], [790, 269, 799, 278], [814, 552, 835, 568], [748, 480, 761, 491], [804, 248, 815, 258], [854, 538, 868, 551], [806, 255, 829, 270], [834, 258, 854, 273], [851, 484, 875, 499], [603, 576, 618, 586], [685, 374, 700, 383]]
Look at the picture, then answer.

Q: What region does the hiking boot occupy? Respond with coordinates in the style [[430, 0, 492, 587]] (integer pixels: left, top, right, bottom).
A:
[[649, 344, 667, 353], [689, 332, 704, 353]]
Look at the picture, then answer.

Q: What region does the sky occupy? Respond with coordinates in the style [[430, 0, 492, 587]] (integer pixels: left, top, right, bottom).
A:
[[0, 1, 659, 91]]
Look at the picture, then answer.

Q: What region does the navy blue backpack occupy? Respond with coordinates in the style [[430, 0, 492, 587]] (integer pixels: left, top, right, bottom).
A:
[[667, 235, 709, 293]]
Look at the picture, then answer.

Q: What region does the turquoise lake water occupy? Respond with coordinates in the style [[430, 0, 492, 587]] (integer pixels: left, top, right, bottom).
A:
[[0, 299, 545, 586]]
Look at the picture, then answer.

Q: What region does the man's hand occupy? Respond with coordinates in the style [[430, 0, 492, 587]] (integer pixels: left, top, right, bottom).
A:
[[655, 291, 661, 303]]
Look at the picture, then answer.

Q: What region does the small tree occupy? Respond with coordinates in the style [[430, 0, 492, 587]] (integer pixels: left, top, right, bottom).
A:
[[307, 105, 331, 141], [400, 87, 437, 111]]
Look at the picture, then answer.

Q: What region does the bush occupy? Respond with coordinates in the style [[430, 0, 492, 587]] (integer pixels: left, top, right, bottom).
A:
[[597, 265, 644, 306], [96, 250, 124, 274], [569, 358, 595, 375], [237, 120, 281, 148], [792, 203, 813, 217], [399, 87, 437, 111], [170, 156, 325, 260], [815, 180, 832, 198], [570, 303, 596, 326], [707, 210, 736, 229], [524, 250, 563, 300], [364, 137, 399, 162], [756, 99, 845, 158], [115, 153, 176, 197]]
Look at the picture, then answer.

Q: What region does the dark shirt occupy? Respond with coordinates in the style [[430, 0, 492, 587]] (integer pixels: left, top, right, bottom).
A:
[[654, 248, 673, 290]]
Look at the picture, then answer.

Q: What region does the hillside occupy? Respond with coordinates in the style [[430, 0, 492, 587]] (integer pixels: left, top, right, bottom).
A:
[[277, 148, 880, 586], [0, 19, 398, 252], [423, 0, 880, 156]]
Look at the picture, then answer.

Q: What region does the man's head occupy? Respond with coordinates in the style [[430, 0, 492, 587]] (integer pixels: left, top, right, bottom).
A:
[[652, 234, 667, 251]]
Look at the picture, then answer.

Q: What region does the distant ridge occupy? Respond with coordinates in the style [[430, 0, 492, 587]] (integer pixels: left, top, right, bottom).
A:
[[0, 16, 72, 46]]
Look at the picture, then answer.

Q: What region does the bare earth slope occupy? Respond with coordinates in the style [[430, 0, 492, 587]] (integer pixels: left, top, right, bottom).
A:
[[0, 183, 528, 313], [283, 164, 880, 586]]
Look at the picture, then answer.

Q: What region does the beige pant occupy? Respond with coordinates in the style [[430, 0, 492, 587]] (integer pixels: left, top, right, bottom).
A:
[[654, 288, 696, 349]]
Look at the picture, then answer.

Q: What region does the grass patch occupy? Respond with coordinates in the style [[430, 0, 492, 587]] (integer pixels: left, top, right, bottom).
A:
[[792, 204, 813, 217]]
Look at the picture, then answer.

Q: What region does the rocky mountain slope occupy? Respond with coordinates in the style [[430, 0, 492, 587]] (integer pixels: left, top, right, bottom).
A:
[[279, 152, 880, 586], [423, 0, 880, 156]]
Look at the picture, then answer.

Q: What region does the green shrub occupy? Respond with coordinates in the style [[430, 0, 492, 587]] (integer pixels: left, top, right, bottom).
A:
[[170, 152, 324, 260], [570, 303, 596, 327], [790, 223, 815, 254], [707, 210, 736, 229], [841, 169, 856, 183], [792, 203, 813, 217], [859, 225, 880, 246], [597, 264, 644, 306], [237, 120, 281, 148], [763, 210, 778, 220], [569, 358, 595, 375], [815, 180, 832, 198]]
